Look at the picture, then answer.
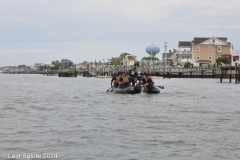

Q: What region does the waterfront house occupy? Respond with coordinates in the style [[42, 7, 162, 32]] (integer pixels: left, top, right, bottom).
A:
[[162, 49, 179, 65], [18, 65, 27, 69], [31, 63, 44, 71], [61, 59, 73, 67], [176, 49, 194, 66], [18, 65, 28, 72], [76, 61, 106, 75], [121, 55, 137, 69], [2, 66, 14, 72], [178, 37, 231, 66]]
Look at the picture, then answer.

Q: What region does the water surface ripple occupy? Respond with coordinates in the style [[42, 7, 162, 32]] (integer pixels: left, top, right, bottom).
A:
[[0, 75, 240, 160]]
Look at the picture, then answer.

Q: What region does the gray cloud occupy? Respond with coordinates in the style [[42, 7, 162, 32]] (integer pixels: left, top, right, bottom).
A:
[[0, 0, 240, 66]]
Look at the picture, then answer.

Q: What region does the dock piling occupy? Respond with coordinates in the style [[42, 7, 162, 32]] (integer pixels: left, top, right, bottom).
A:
[[220, 65, 223, 83]]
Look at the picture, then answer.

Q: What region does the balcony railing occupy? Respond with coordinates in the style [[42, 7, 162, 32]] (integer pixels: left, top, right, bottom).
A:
[[180, 59, 191, 62], [178, 51, 192, 55]]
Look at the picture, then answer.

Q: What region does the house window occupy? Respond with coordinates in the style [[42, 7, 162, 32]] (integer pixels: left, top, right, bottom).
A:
[[193, 47, 195, 51], [193, 55, 195, 59], [197, 55, 200, 60], [208, 46, 212, 50], [213, 39, 215, 43], [197, 46, 200, 51], [217, 46, 222, 52], [208, 54, 212, 60], [217, 54, 221, 59]]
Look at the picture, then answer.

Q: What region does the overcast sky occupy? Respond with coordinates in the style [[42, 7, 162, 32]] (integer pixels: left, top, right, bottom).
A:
[[0, 0, 240, 66]]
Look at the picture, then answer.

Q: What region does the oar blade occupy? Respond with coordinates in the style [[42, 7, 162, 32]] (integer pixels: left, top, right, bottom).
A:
[[106, 87, 113, 92], [157, 86, 164, 89], [113, 85, 120, 93]]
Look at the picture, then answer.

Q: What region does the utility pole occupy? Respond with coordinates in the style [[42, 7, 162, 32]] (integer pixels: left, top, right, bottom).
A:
[[164, 41, 167, 66]]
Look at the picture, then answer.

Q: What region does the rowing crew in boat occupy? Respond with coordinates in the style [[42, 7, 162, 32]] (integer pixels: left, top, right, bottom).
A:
[[110, 70, 154, 90]]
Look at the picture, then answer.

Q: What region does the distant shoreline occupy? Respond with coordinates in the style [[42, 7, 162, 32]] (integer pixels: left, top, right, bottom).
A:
[[95, 76, 163, 79]]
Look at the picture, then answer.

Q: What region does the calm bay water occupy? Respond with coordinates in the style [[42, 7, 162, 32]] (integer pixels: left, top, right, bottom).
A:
[[0, 74, 240, 160]]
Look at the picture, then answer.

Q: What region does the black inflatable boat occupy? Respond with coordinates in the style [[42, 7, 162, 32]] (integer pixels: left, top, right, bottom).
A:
[[142, 85, 160, 94], [107, 85, 163, 94], [108, 85, 141, 94]]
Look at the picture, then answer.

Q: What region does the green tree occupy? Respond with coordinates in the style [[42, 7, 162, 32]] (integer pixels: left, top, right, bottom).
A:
[[216, 58, 228, 66], [110, 57, 121, 66], [176, 54, 179, 59], [175, 54, 180, 65], [184, 62, 193, 68], [141, 56, 159, 60], [51, 60, 61, 70], [119, 52, 131, 59], [108, 52, 131, 66]]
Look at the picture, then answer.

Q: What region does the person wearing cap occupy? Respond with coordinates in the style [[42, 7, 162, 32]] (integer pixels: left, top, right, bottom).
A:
[[119, 72, 129, 88], [137, 73, 146, 85], [128, 67, 138, 86], [141, 74, 154, 90]]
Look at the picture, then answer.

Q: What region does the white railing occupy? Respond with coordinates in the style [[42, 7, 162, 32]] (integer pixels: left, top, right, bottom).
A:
[[180, 59, 191, 62], [178, 51, 192, 55]]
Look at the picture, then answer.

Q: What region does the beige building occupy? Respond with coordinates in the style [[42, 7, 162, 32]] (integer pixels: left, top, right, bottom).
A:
[[121, 55, 137, 69], [178, 37, 231, 66]]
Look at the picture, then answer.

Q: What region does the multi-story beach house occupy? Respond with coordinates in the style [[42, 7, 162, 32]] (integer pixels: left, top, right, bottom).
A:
[[61, 59, 73, 67], [31, 63, 44, 71], [178, 37, 231, 66], [162, 49, 179, 65]]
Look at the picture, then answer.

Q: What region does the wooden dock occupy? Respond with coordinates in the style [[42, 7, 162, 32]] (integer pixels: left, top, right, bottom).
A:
[[154, 66, 240, 83], [58, 65, 77, 77]]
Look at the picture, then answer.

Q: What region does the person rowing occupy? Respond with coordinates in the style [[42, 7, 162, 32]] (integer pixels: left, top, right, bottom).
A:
[[136, 73, 146, 85], [111, 72, 122, 88], [110, 73, 116, 88], [119, 72, 129, 88], [140, 73, 154, 90], [128, 67, 138, 86]]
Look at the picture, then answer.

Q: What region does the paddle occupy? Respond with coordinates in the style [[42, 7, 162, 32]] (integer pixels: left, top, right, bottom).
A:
[[113, 85, 120, 93], [157, 86, 164, 89], [106, 86, 113, 92], [141, 85, 164, 89]]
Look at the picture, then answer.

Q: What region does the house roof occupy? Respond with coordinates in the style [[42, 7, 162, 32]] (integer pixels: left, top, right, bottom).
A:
[[178, 41, 192, 47], [192, 37, 228, 44], [179, 37, 229, 47], [18, 65, 27, 68]]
